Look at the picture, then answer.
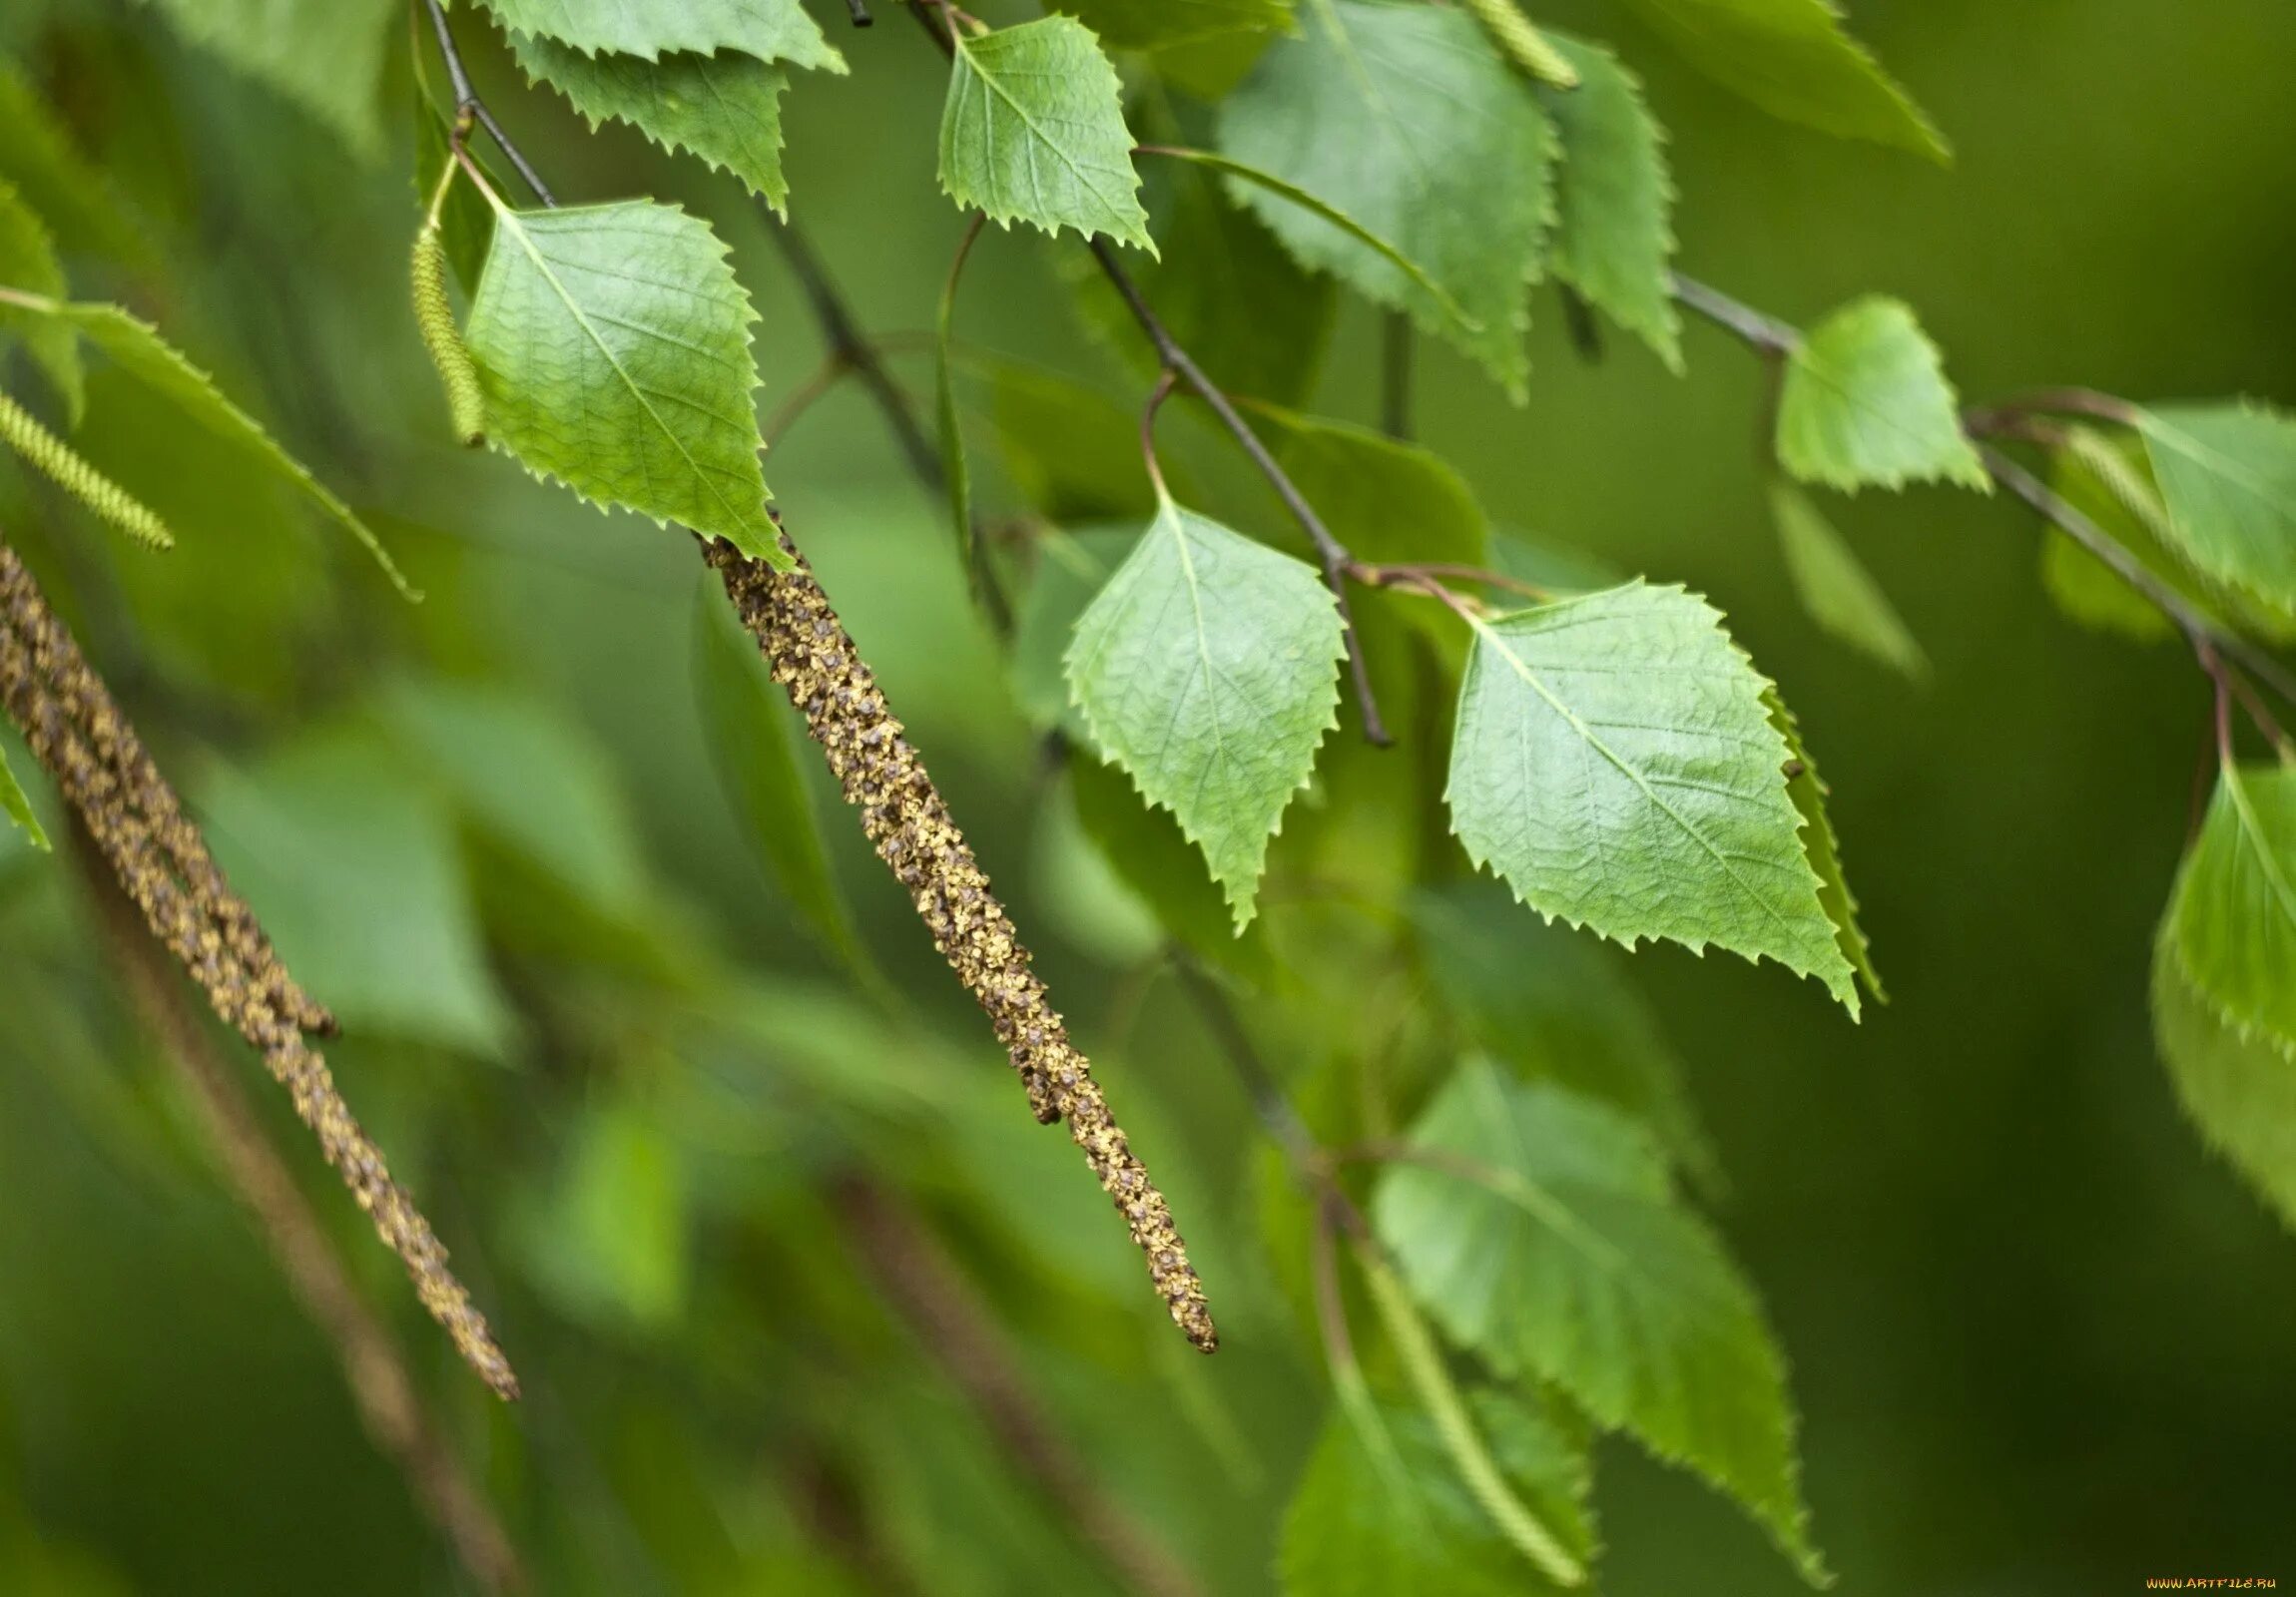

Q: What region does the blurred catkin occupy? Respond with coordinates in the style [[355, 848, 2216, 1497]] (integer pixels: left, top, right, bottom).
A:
[[411, 225, 486, 447], [0, 538, 519, 1400], [708, 528, 1218, 1352], [0, 388, 175, 548], [1460, 0, 1580, 88]]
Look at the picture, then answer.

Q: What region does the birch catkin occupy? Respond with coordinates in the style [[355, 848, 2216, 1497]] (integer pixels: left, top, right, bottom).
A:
[[411, 225, 486, 447], [0, 538, 519, 1400], [707, 527, 1218, 1352], [0, 390, 175, 549]]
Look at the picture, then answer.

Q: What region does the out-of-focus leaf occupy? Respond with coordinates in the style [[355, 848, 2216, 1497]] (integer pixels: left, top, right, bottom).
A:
[[1052, 0, 1292, 99], [0, 741, 47, 852], [1009, 524, 1137, 736], [1413, 879, 1713, 1182], [1219, 0, 1555, 396], [2154, 923, 2296, 1235], [1376, 1061, 1827, 1583], [148, 0, 396, 156], [691, 573, 877, 985], [1069, 755, 1279, 983], [465, 199, 779, 562], [0, 61, 148, 264], [1612, 0, 1946, 161], [510, 35, 796, 212], [1445, 582, 1858, 1012], [938, 17, 1153, 252], [517, 1097, 689, 1330], [1776, 297, 1987, 492], [1540, 36, 1681, 371], [1771, 481, 1928, 679], [979, 357, 1168, 520], [471, 0, 842, 71], [2168, 761, 2296, 1060], [1246, 404, 1489, 568], [1066, 496, 1345, 927], [2140, 402, 2296, 619], [0, 179, 81, 419], [1279, 1391, 1591, 1597], [196, 730, 513, 1057], [1766, 687, 1883, 1006]]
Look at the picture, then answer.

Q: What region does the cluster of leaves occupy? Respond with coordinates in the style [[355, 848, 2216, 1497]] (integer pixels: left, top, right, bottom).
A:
[[9, 0, 2296, 1592]]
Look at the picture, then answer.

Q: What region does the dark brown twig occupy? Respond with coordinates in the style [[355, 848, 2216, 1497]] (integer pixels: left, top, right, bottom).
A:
[[421, 0, 555, 205], [75, 828, 524, 1591]]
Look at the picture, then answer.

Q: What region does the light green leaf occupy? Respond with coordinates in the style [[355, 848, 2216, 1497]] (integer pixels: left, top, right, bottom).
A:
[[1766, 686, 1882, 1005], [1771, 481, 1927, 679], [1052, 0, 1292, 52], [1540, 36, 1681, 371], [196, 731, 513, 1056], [516, 1098, 689, 1330], [2168, 761, 2296, 1060], [2139, 402, 2296, 618], [148, 0, 395, 157], [464, 199, 779, 564], [1776, 297, 1987, 493], [1445, 582, 1857, 1011], [692, 573, 878, 987], [1413, 879, 1714, 1183], [2037, 428, 2182, 644], [0, 62, 148, 264], [0, 292, 414, 595], [0, 180, 80, 420], [2154, 923, 2296, 1235], [1376, 1060, 1827, 1584], [1064, 156, 1335, 407], [509, 36, 795, 212], [469, 0, 841, 71], [1280, 1392, 1591, 1597], [1065, 496, 1346, 927], [1219, 0, 1556, 396], [938, 16, 1153, 252], [0, 742, 49, 852], [1612, 0, 1946, 161], [1246, 403, 1489, 567], [1069, 754, 1278, 984]]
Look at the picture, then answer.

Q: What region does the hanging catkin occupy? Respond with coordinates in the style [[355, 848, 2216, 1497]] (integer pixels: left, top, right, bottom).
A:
[[0, 538, 519, 1400], [708, 525, 1218, 1352], [1459, 0, 1580, 88], [411, 224, 486, 448], [0, 389, 175, 549]]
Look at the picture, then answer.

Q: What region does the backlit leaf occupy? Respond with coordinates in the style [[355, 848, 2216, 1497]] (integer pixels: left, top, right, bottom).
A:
[[1771, 481, 1928, 679], [2139, 402, 2296, 618], [2154, 923, 2296, 1235], [148, 0, 396, 156], [464, 199, 780, 563], [1776, 297, 1987, 493], [1445, 582, 1857, 1011], [2168, 761, 2296, 1060], [1065, 496, 1345, 927], [1766, 686, 1882, 1005]]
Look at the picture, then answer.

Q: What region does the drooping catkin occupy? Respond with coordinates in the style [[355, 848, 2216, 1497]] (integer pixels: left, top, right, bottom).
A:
[[707, 526, 1218, 1352], [0, 389, 175, 549], [411, 226, 486, 448], [0, 538, 519, 1400], [1459, 0, 1580, 88]]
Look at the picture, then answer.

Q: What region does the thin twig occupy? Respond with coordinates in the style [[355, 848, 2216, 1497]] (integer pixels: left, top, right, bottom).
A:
[[421, 0, 555, 205], [834, 1174, 1204, 1597], [1350, 560, 1549, 604], [1089, 239, 1391, 747], [1669, 271, 1799, 354], [74, 828, 524, 1593], [1139, 367, 1178, 502]]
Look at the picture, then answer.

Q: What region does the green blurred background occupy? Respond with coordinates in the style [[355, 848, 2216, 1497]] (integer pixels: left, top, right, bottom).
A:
[[2, 0, 2293, 1591]]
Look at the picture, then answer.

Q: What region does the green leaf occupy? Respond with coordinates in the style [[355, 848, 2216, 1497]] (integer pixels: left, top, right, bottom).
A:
[[516, 1098, 689, 1331], [1051, 0, 1292, 53], [1612, 0, 1946, 161], [1766, 686, 1882, 1005], [1065, 157, 1335, 407], [147, 0, 396, 157], [978, 357, 1169, 521], [1065, 496, 1346, 927], [938, 17, 1154, 253], [509, 36, 795, 212], [1771, 481, 1928, 679], [2037, 429, 2181, 644], [1539, 36, 1681, 371], [1776, 297, 1987, 493], [1375, 1060, 1827, 1584], [0, 178, 81, 420], [1246, 404, 1488, 567], [1218, 0, 1556, 396], [2138, 402, 2296, 618], [464, 199, 780, 564], [0, 61, 148, 265], [691, 573, 878, 986], [0, 742, 49, 853], [0, 293, 415, 595], [1413, 879, 1715, 1184], [196, 730, 513, 1056], [1069, 754, 1279, 983], [1280, 1392, 1591, 1597], [1445, 582, 1858, 1011], [469, 0, 842, 71], [2168, 761, 2296, 1060], [1009, 524, 1134, 737], [2154, 923, 2296, 1235]]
